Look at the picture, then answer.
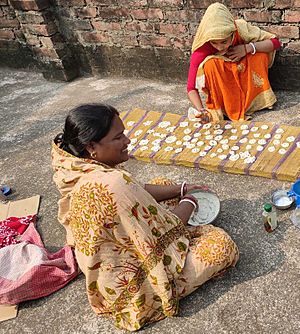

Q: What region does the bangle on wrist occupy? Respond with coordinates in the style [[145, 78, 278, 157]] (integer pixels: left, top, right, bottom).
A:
[[180, 181, 187, 197], [181, 195, 198, 209], [179, 198, 197, 210], [249, 42, 256, 55]]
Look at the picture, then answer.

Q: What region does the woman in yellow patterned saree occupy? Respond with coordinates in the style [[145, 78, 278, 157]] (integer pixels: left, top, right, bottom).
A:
[[52, 104, 239, 331], [187, 2, 281, 123]]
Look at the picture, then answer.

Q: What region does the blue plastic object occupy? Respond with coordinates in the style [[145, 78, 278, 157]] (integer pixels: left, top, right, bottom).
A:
[[288, 180, 300, 207], [1, 185, 11, 196]]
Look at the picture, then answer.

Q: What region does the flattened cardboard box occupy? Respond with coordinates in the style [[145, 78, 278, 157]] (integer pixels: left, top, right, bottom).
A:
[[0, 195, 40, 322]]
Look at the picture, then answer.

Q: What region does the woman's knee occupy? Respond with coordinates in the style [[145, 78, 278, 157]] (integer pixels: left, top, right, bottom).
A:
[[251, 52, 269, 66], [190, 226, 239, 267], [203, 58, 223, 75]]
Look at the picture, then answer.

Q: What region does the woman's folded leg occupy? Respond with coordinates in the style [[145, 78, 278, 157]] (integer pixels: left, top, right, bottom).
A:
[[176, 224, 239, 298]]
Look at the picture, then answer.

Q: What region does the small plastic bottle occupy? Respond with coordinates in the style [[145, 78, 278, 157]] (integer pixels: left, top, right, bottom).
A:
[[290, 206, 300, 228], [262, 203, 278, 232]]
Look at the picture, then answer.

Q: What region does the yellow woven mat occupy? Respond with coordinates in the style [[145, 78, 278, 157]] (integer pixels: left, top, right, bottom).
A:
[[121, 108, 300, 181]]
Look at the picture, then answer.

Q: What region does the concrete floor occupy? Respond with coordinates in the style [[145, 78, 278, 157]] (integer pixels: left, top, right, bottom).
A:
[[0, 67, 300, 334]]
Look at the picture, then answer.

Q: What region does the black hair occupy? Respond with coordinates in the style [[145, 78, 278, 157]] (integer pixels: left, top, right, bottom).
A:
[[54, 104, 119, 157]]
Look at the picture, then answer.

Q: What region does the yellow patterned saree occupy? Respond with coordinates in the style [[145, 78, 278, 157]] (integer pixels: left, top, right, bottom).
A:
[[51, 142, 238, 331]]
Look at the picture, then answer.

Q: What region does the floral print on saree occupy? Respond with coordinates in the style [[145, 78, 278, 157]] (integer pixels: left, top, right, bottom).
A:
[[52, 142, 238, 331]]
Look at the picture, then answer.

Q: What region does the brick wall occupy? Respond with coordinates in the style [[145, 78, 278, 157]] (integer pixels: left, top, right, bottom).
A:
[[0, 0, 299, 89]]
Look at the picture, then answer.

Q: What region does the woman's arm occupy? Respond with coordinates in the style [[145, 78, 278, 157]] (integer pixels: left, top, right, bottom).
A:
[[144, 184, 181, 202], [187, 43, 216, 112], [172, 200, 195, 225], [145, 183, 210, 202], [172, 194, 199, 225], [188, 89, 204, 110], [245, 39, 275, 54], [227, 38, 281, 62]]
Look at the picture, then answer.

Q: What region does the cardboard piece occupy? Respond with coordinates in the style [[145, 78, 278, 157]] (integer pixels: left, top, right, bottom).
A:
[[0, 195, 40, 221], [0, 304, 18, 322], [0, 195, 40, 322]]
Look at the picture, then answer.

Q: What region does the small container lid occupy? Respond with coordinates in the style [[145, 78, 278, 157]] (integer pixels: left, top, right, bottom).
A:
[[1, 185, 11, 196], [264, 203, 272, 212]]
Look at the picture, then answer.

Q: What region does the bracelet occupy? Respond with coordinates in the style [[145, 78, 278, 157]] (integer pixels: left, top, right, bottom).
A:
[[181, 194, 198, 208], [249, 42, 256, 55], [180, 181, 187, 197], [179, 198, 197, 210]]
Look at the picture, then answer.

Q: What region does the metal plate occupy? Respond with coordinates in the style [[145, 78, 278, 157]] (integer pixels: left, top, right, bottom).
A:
[[188, 190, 221, 226], [271, 189, 294, 210]]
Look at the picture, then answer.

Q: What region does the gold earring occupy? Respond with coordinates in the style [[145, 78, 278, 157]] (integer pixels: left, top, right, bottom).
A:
[[90, 152, 97, 159]]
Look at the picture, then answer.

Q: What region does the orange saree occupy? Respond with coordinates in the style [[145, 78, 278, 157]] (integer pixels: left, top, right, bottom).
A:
[[202, 32, 277, 120], [192, 3, 278, 122], [203, 53, 276, 120]]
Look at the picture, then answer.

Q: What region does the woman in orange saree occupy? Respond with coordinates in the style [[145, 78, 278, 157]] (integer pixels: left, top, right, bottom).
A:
[[187, 2, 281, 123]]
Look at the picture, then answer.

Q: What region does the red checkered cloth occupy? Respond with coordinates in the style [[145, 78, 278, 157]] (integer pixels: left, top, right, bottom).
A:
[[0, 218, 79, 305], [0, 215, 36, 248]]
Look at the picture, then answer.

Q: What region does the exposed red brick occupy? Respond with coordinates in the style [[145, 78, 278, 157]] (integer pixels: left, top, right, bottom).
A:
[[244, 10, 282, 23], [85, 0, 117, 5], [284, 10, 300, 23], [33, 46, 59, 59], [273, 0, 294, 9], [10, 0, 50, 11], [79, 31, 111, 43], [187, 0, 219, 9], [24, 34, 40, 45], [69, 19, 93, 31], [152, 0, 183, 6], [131, 8, 164, 20], [74, 6, 97, 18], [125, 21, 154, 32], [0, 18, 20, 28], [173, 36, 192, 49], [40, 35, 64, 48], [113, 0, 147, 5], [228, 0, 264, 8], [262, 25, 299, 38], [98, 8, 130, 19], [294, 0, 300, 7], [23, 23, 57, 36], [111, 33, 138, 46], [164, 9, 196, 22], [0, 29, 15, 39], [139, 34, 172, 47], [92, 20, 122, 31], [287, 41, 300, 52], [159, 23, 187, 35], [55, 0, 86, 6], [16, 11, 47, 24]]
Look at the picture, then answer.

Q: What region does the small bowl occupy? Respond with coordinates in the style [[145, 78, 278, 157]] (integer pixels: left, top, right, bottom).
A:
[[271, 189, 294, 210]]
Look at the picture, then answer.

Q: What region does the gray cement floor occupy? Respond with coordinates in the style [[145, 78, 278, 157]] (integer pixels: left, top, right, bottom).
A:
[[0, 68, 300, 334]]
